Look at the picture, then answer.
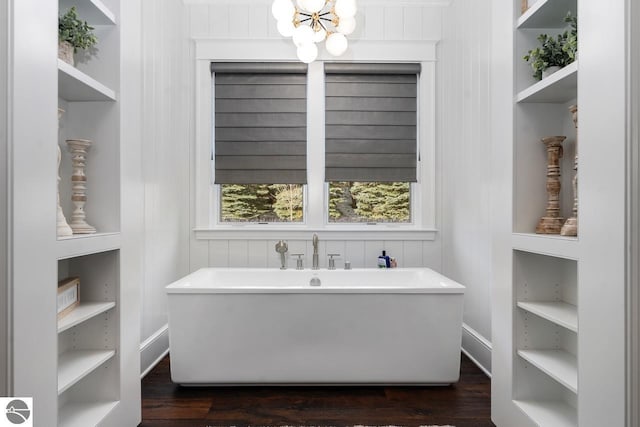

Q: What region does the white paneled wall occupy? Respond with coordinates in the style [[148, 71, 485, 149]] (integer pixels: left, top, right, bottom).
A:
[[138, 0, 495, 376], [187, 0, 444, 41], [0, 0, 8, 396], [194, 239, 438, 271], [440, 0, 493, 374], [139, 0, 191, 367]]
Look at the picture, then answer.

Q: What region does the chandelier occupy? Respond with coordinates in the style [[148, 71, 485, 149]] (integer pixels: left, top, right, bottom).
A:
[[271, 0, 357, 63]]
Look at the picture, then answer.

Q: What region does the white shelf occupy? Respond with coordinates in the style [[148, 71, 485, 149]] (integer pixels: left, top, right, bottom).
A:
[[58, 59, 117, 102], [518, 349, 578, 393], [514, 399, 577, 427], [59, 0, 116, 25], [517, 0, 578, 29], [58, 350, 115, 394], [56, 232, 121, 260], [516, 61, 578, 103], [58, 302, 116, 333], [512, 233, 579, 260], [517, 301, 578, 332], [59, 401, 119, 427]]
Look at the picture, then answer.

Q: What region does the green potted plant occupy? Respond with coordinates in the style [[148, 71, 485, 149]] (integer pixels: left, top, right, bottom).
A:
[[523, 11, 577, 80], [58, 6, 98, 66], [562, 12, 578, 62]]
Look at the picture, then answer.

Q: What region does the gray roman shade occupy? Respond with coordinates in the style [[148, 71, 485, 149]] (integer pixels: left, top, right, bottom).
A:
[[324, 63, 420, 182], [212, 62, 308, 184]]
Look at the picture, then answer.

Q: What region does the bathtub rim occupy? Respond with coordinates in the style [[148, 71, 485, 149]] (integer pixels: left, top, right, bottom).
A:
[[165, 267, 465, 294]]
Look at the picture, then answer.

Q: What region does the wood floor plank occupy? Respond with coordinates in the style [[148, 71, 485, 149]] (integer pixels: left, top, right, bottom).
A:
[[140, 353, 494, 427]]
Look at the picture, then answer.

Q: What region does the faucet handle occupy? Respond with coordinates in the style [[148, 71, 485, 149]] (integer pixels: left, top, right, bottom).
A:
[[327, 253, 340, 270], [291, 253, 304, 270]]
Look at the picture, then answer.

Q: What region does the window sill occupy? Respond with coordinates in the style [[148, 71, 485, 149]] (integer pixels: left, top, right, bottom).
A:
[[193, 227, 438, 241]]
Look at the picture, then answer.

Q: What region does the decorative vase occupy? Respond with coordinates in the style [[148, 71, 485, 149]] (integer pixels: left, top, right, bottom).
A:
[[561, 105, 579, 236], [521, 0, 528, 14], [536, 135, 566, 234], [57, 109, 73, 237], [541, 66, 561, 79], [66, 139, 96, 234], [58, 40, 74, 66]]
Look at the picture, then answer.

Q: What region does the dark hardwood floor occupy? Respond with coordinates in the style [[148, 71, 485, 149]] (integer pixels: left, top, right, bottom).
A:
[[140, 353, 494, 427]]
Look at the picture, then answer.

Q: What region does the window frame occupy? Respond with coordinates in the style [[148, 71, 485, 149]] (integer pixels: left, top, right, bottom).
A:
[[193, 40, 438, 240]]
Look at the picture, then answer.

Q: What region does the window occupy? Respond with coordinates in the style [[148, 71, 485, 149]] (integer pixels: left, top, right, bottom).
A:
[[208, 61, 430, 231], [328, 181, 411, 223], [220, 184, 303, 223], [324, 63, 419, 224], [212, 63, 307, 223]]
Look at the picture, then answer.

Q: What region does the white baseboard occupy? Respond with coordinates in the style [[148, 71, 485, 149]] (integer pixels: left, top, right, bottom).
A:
[[140, 324, 169, 378], [461, 323, 492, 377]]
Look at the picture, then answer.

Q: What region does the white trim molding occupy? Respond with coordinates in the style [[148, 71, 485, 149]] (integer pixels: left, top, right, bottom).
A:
[[140, 325, 170, 378], [627, 0, 639, 422], [193, 38, 440, 236], [461, 323, 492, 378], [0, 0, 10, 397], [195, 40, 439, 62], [194, 228, 437, 241], [184, 0, 452, 6]]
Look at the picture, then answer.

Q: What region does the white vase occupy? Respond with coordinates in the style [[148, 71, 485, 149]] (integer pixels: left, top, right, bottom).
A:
[[57, 109, 73, 237], [542, 66, 561, 79]]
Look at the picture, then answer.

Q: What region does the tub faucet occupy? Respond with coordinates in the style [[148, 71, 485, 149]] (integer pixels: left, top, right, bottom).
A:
[[312, 233, 319, 270], [275, 240, 288, 270]]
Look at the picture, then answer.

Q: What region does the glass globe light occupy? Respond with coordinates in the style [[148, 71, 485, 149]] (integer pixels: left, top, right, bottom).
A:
[[277, 19, 296, 37], [292, 24, 314, 47], [335, 0, 357, 18], [336, 16, 356, 35], [296, 0, 312, 12], [311, 26, 327, 43], [304, 0, 326, 13], [272, 0, 294, 21], [325, 32, 348, 56], [297, 43, 318, 64]]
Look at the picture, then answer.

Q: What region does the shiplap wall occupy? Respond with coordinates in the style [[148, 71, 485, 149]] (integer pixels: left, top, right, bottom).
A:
[[139, 0, 495, 375], [184, 0, 447, 273], [202, 240, 441, 270], [0, 0, 8, 396], [440, 0, 492, 373], [185, 0, 444, 41], [140, 0, 191, 346]]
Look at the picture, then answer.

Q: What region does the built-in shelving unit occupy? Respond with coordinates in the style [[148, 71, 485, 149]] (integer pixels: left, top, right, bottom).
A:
[[517, 301, 578, 332], [56, 232, 121, 260], [58, 401, 119, 427], [512, 233, 578, 260], [58, 350, 116, 394], [55, 0, 128, 425], [59, 0, 116, 25], [516, 0, 577, 29], [513, 400, 578, 427], [511, 0, 579, 425], [57, 301, 116, 333], [58, 59, 117, 102], [517, 349, 577, 393], [516, 61, 577, 103]]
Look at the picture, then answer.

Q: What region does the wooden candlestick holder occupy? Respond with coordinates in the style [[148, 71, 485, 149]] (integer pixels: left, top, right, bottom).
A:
[[561, 105, 578, 236], [66, 139, 96, 234], [536, 135, 566, 234]]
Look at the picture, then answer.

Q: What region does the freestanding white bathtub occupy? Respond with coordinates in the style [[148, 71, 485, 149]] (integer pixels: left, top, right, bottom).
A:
[[166, 268, 465, 385]]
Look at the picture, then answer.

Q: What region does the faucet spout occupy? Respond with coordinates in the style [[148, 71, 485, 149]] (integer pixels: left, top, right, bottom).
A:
[[312, 233, 319, 270]]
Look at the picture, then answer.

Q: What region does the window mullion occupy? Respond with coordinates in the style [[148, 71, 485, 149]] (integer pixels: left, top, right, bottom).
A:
[[306, 61, 325, 228]]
